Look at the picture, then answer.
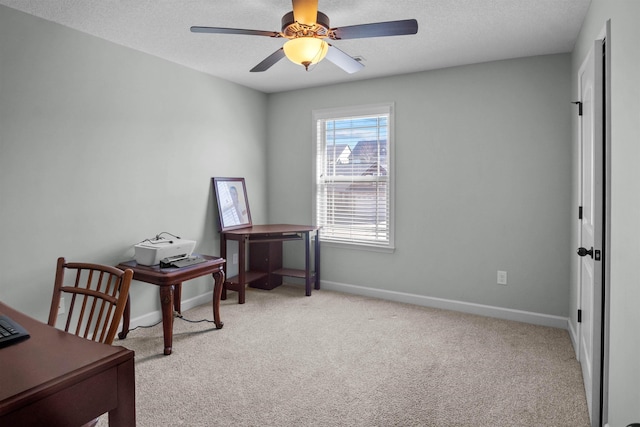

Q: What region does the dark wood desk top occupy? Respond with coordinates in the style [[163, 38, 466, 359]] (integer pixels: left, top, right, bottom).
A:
[[0, 302, 133, 416], [116, 254, 225, 286], [222, 224, 320, 236]]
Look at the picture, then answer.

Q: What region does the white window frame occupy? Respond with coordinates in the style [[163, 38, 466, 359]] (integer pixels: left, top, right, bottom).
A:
[[312, 103, 395, 252]]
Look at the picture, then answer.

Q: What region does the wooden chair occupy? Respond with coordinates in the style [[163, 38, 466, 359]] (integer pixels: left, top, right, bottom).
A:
[[47, 257, 134, 426], [48, 257, 133, 345]]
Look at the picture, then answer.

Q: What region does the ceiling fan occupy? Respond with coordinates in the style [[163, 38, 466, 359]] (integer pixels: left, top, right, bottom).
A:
[[190, 0, 418, 73]]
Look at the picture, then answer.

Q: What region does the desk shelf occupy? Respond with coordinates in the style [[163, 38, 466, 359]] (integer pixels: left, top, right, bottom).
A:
[[248, 234, 302, 243], [273, 268, 313, 280], [226, 271, 268, 287]]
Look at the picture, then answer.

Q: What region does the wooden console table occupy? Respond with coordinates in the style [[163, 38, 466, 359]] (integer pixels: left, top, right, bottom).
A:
[[0, 302, 135, 426], [116, 254, 225, 355], [220, 224, 320, 304]]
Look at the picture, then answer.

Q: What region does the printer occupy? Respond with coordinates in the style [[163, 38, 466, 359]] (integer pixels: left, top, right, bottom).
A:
[[134, 237, 196, 266]]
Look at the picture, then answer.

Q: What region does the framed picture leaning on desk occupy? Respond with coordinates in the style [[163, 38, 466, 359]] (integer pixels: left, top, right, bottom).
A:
[[212, 177, 252, 231]]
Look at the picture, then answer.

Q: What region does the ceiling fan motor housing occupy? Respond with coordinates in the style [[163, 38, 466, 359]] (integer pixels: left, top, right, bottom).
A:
[[281, 11, 331, 39]]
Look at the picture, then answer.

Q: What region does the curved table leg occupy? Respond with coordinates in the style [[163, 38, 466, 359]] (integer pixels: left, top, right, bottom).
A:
[[173, 283, 182, 315], [212, 269, 225, 329], [159, 285, 174, 355], [118, 295, 131, 339]]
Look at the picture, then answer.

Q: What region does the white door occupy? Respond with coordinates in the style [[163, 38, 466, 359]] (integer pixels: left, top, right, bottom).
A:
[[577, 39, 604, 426]]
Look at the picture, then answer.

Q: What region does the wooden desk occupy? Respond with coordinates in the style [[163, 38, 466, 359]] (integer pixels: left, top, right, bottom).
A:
[[220, 224, 320, 304], [0, 302, 135, 427], [116, 255, 225, 355]]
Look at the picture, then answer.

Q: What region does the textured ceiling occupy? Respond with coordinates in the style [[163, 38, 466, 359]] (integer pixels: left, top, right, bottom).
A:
[[0, 0, 591, 93]]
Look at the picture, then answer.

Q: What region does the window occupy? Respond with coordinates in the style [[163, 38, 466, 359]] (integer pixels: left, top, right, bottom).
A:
[[313, 103, 394, 250]]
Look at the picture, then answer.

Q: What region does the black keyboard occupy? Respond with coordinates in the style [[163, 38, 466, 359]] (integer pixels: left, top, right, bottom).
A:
[[0, 314, 30, 348], [172, 257, 207, 268], [160, 256, 207, 268]]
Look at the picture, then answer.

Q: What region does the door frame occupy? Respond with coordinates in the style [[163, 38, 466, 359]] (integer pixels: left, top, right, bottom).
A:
[[600, 20, 612, 427]]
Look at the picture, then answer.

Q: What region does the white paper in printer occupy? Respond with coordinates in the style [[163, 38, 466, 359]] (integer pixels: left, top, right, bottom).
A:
[[134, 235, 196, 266]]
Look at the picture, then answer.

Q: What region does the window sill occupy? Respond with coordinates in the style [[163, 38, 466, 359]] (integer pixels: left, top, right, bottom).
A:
[[320, 240, 395, 253]]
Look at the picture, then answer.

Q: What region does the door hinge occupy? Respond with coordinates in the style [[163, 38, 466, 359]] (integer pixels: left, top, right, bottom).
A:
[[578, 206, 583, 220], [578, 309, 582, 323], [572, 101, 583, 116]]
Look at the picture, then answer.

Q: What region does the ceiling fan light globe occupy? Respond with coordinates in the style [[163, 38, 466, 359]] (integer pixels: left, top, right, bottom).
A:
[[283, 37, 328, 69]]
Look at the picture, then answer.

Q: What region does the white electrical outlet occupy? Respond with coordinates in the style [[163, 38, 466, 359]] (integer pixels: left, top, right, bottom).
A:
[[232, 253, 238, 265], [497, 270, 507, 285], [58, 296, 65, 315]]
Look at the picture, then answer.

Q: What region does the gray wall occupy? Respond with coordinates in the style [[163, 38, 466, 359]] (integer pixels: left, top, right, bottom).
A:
[[0, 6, 268, 321], [571, 1, 640, 425], [267, 54, 572, 317]]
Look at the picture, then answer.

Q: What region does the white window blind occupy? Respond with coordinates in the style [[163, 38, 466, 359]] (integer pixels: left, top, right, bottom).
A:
[[313, 104, 394, 249]]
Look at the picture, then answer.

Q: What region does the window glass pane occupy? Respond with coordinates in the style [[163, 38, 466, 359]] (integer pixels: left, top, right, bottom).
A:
[[314, 105, 393, 249]]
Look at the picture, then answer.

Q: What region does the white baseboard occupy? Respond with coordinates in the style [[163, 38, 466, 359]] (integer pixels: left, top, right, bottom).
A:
[[320, 280, 570, 330], [125, 282, 570, 332]]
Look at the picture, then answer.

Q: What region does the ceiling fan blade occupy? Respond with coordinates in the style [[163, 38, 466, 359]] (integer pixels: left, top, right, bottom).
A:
[[325, 44, 364, 74], [250, 48, 286, 72], [190, 26, 280, 38], [292, 0, 318, 26], [331, 19, 418, 40]]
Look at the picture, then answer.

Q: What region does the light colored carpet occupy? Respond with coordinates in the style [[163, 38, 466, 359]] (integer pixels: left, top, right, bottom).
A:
[[100, 284, 589, 426]]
